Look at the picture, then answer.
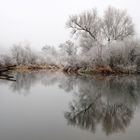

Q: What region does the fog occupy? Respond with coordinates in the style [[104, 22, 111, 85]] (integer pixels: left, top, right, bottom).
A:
[[0, 0, 140, 50]]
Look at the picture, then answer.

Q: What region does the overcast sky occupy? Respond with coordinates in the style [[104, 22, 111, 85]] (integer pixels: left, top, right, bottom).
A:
[[0, 0, 140, 50]]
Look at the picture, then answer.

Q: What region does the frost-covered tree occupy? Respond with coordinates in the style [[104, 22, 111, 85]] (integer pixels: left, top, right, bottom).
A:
[[42, 45, 59, 64], [67, 7, 134, 44], [11, 45, 23, 65], [102, 6, 135, 42], [66, 9, 101, 41], [0, 54, 13, 65], [108, 39, 140, 67], [11, 43, 39, 65], [78, 32, 95, 53], [42, 45, 58, 56], [66, 6, 138, 68], [59, 40, 78, 65], [59, 40, 77, 56]]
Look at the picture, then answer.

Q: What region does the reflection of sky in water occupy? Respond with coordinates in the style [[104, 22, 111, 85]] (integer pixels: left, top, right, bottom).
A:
[[0, 71, 140, 140]]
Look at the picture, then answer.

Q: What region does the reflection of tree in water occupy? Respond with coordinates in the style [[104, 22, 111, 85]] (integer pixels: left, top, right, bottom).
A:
[[0, 71, 140, 135], [10, 72, 37, 94], [0, 71, 64, 95], [0, 71, 77, 95], [64, 76, 140, 135], [102, 104, 132, 135], [58, 75, 78, 93]]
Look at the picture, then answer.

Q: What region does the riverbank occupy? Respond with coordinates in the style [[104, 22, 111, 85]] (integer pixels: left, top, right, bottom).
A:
[[63, 65, 137, 75], [0, 64, 138, 75]]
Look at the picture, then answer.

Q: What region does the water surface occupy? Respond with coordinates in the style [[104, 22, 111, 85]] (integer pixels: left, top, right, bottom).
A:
[[0, 71, 140, 140]]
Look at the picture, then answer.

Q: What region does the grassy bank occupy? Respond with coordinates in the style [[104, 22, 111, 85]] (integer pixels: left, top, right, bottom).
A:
[[15, 64, 64, 72], [0, 64, 138, 75]]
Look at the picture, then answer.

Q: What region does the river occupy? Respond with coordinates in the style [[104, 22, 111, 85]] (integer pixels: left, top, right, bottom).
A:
[[0, 71, 140, 140]]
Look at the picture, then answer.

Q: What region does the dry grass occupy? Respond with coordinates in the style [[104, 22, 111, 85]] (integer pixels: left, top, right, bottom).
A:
[[95, 65, 114, 74], [16, 64, 64, 72]]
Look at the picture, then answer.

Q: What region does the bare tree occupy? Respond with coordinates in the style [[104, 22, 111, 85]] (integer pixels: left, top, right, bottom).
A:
[[78, 32, 95, 53], [0, 54, 13, 66], [102, 6, 135, 42], [11, 43, 39, 65], [59, 40, 77, 56], [42, 45, 58, 56], [42, 45, 59, 64], [66, 9, 101, 41], [59, 40, 78, 65]]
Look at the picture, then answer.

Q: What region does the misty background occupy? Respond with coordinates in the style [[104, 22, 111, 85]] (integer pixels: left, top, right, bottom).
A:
[[0, 0, 140, 51]]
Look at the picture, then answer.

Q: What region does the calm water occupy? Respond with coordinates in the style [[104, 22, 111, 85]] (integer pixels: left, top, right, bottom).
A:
[[0, 71, 140, 140]]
